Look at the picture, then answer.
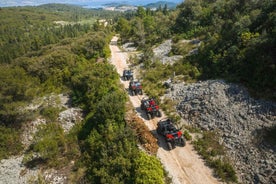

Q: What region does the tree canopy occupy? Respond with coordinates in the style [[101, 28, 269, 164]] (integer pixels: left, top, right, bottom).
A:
[[0, 4, 165, 183], [173, 0, 275, 100]]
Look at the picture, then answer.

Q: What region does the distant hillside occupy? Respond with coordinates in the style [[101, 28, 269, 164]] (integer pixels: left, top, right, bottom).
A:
[[38, 3, 85, 12], [103, 2, 129, 7], [0, 0, 183, 8], [144, 1, 178, 9], [103, 1, 178, 9]]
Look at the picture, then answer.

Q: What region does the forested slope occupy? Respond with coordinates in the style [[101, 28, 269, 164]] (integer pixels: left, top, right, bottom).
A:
[[116, 0, 275, 101], [174, 0, 275, 100], [0, 1, 275, 183], [0, 5, 165, 183]]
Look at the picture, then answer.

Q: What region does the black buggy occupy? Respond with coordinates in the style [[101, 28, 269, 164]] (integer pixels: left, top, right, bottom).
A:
[[157, 118, 186, 150], [122, 69, 133, 81]]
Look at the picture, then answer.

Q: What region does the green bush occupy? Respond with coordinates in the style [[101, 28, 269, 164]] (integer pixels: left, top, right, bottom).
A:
[[25, 123, 67, 168], [140, 56, 201, 100], [0, 125, 23, 160], [40, 106, 61, 122], [171, 41, 196, 56], [210, 159, 237, 182], [183, 130, 192, 141], [134, 152, 165, 184], [0, 65, 40, 125], [160, 98, 176, 114]]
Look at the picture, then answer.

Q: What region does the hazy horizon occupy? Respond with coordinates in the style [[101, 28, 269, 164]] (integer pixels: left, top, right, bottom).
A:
[[0, 0, 184, 8]]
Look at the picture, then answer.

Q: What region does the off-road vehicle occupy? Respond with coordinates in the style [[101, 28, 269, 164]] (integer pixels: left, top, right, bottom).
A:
[[122, 69, 133, 81], [140, 98, 162, 120], [129, 80, 143, 95], [157, 118, 186, 150]]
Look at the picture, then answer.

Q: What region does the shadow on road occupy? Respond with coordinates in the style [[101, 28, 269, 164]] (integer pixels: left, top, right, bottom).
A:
[[151, 130, 172, 151], [135, 106, 149, 121]]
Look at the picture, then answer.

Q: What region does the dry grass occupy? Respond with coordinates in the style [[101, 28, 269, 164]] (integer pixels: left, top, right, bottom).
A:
[[125, 101, 158, 154]]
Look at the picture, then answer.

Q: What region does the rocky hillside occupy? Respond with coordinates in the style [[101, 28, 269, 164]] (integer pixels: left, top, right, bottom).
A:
[[148, 39, 276, 183], [0, 94, 83, 184], [165, 80, 276, 183]]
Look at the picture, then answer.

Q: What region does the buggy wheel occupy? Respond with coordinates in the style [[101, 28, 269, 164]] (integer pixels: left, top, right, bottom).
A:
[[180, 138, 186, 147], [157, 110, 162, 117], [172, 142, 176, 149], [147, 113, 152, 120], [167, 142, 172, 150]]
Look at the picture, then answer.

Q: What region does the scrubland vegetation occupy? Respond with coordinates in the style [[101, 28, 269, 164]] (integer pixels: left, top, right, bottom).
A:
[[0, 4, 164, 183], [0, 0, 275, 183]]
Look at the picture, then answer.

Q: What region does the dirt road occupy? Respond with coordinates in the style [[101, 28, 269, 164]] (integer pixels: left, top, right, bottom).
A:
[[109, 36, 220, 184]]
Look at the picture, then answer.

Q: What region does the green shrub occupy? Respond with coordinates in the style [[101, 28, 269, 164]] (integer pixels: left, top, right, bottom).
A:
[[160, 98, 176, 114], [40, 106, 61, 122], [186, 126, 201, 133], [0, 125, 23, 160], [171, 41, 196, 56], [0, 65, 40, 125], [183, 130, 192, 141], [24, 123, 68, 168], [134, 152, 165, 184], [210, 159, 237, 182]]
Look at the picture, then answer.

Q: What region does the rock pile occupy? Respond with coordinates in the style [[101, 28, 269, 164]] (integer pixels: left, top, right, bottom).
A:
[[165, 80, 276, 184], [121, 42, 137, 52], [0, 156, 38, 184], [58, 108, 82, 132], [153, 40, 183, 64]]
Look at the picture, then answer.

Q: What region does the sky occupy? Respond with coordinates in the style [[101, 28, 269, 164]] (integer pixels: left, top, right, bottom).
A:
[[0, 0, 184, 7]]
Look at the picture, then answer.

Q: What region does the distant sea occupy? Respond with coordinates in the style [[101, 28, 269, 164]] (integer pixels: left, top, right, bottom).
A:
[[0, 0, 183, 8]]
